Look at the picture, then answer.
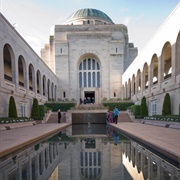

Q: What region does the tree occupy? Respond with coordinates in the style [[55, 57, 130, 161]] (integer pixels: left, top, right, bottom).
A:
[[162, 93, 171, 115], [140, 96, 148, 116], [31, 98, 40, 118], [8, 96, 17, 118]]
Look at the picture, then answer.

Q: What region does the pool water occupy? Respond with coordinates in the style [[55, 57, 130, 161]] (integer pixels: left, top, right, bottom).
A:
[[0, 124, 179, 180]]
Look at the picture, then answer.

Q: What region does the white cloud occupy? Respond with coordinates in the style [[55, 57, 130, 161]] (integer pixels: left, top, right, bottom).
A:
[[119, 7, 129, 13], [123, 16, 132, 25]]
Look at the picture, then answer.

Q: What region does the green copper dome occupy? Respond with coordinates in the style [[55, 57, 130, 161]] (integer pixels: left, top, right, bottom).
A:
[[65, 8, 114, 24]]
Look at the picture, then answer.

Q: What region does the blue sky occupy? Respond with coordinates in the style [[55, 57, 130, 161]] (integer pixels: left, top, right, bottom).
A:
[[1, 0, 179, 55]]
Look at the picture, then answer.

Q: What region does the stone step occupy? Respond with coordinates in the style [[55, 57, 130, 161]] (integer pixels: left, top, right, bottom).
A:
[[46, 112, 66, 123], [118, 113, 132, 122]]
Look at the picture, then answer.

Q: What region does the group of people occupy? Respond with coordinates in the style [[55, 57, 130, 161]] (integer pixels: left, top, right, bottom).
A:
[[106, 107, 120, 124], [79, 97, 95, 104]]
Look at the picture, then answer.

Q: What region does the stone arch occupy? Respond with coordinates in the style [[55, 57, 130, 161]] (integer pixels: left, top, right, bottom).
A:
[[45, 148, 48, 169], [51, 82, 54, 99], [47, 79, 50, 100], [54, 85, 57, 100], [49, 143, 52, 164], [128, 78, 131, 99], [18, 55, 27, 87], [151, 54, 158, 85], [122, 84, 125, 99], [78, 53, 101, 88], [28, 64, 35, 91], [36, 70, 41, 94], [161, 42, 172, 81], [132, 74, 135, 95], [143, 63, 149, 89], [39, 151, 43, 175], [42, 75, 46, 96], [3, 44, 15, 83], [137, 69, 141, 92], [175, 31, 180, 75], [125, 82, 127, 98]]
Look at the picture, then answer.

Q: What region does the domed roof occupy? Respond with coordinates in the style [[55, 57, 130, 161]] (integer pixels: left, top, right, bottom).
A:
[[64, 8, 114, 24]]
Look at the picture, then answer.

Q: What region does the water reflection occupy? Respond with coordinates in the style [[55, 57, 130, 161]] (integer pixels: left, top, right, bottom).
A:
[[0, 125, 179, 180]]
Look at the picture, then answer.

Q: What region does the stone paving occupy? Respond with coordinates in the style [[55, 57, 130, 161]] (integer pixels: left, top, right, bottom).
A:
[[0, 122, 179, 166], [0, 123, 71, 158]]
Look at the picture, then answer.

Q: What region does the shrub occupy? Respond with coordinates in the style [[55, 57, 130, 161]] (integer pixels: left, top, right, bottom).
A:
[[140, 96, 148, 116], [31, 98, 40, 118], [102, 102, 134, 111], [162, 93, 171, 115], [103, 97, 107, 101], [130, 105, 140, 116], [144, 115, 179, 122], [8, 96, 17, 118], [0, 117, 34, 124], [44, 102, 76, 112], [39, 105, 48, 119], [116, 98, 122, 101]]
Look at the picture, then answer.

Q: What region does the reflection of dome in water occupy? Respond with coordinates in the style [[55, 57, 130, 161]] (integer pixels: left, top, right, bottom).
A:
[[64, 8, 114, 25]]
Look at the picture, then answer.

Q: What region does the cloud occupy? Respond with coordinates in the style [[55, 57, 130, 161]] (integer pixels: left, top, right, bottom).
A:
[[119, 7, 129, 13], [123, 16, 132, 25]]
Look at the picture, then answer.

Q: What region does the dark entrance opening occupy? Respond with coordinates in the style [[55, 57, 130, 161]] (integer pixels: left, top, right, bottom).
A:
[[84, 91, 95, 103]]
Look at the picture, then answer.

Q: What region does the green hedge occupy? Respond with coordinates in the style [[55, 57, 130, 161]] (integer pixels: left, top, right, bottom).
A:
[[128, 105, 140, 116], [44, 102, 76, 112], [102, 102, 134, 111]]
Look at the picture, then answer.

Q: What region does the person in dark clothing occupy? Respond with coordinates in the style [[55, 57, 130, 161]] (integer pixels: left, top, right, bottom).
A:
[[58, 109, 61, 123]]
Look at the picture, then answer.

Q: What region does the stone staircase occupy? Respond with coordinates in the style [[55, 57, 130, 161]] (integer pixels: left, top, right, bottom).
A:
[[46, 112, 66, 123], [118, 111, 132, 123]]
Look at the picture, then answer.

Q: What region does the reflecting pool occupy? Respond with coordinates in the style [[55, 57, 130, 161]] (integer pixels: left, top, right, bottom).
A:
[[0, 124, 179, 180]]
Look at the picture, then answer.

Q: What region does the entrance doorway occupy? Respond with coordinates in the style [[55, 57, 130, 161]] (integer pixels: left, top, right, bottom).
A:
[[84, 91, 95, 103]]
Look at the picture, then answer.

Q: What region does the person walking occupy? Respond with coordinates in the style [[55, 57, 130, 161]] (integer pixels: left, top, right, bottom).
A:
[[58, 109, 61, 123], [113, 107, 119, 124]]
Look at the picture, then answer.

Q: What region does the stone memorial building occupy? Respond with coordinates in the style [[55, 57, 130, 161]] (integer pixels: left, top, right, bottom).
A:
[[41, 8, 137, 104]]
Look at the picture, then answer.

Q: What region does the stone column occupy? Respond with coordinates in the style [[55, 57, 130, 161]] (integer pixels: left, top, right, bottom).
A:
[[141, 67, 145, 92], [33, 70, 37, 95], [158, 55, 163, 84], [171, 44, 176, 84]]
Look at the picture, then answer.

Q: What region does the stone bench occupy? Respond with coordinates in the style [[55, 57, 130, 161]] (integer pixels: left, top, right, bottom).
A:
[[141, 120, 180, 129]]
